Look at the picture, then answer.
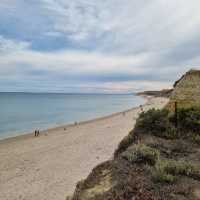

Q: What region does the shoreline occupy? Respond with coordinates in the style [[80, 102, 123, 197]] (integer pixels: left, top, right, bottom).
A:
[[0, 95, 148, 143], [0, 96, 168, 200]]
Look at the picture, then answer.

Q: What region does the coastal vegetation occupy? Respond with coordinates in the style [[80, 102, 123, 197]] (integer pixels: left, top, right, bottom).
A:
[[136, 107, 200, 140], [122, 144, 160, 166], [68, 70, 200, 200]]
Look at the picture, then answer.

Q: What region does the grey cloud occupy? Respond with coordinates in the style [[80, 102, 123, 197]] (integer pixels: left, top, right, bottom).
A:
[[0, 0, 200, 92]]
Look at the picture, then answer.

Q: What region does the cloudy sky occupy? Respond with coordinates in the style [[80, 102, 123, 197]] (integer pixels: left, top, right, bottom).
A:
[[0, 0, 200, 93]]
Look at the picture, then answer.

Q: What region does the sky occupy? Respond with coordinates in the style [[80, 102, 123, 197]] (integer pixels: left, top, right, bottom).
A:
[[0, 0, 200, 93]]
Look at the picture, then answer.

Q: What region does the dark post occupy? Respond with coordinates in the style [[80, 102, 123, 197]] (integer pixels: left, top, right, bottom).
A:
[[175, 101, 178, 128]]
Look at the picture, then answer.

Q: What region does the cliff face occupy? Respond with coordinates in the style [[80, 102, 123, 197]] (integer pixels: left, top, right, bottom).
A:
[[168, 69, 200, 109]]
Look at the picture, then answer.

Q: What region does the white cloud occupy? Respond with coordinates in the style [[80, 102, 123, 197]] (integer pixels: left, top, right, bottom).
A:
[[0, 36, 194, 93], [0, 36, 30, 54], [0, 43, 151, 76], [0, 1, 200, 92], [39, 0, 200, 53]]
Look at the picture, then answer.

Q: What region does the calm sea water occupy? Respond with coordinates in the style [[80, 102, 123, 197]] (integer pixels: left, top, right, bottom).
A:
[[0, 93, 145, 139]]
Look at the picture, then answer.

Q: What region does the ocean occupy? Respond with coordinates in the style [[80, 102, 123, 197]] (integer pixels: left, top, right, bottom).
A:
[[0, 93, 145, 139]]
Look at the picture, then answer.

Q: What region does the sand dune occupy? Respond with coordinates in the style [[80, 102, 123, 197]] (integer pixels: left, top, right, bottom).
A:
[[0, 97, 168, 200]]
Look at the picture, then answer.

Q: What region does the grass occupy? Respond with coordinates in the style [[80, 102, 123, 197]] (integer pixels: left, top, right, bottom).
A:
[[164, 160, 200, 179], [122, 144, 160, 166], [153, 159, 200, 184], [122, 145, 200, 184], [162, 126, 179, 139], [152, 165, 177, 184], [193, 134, 200, 145], [121, 142, 200, 185]]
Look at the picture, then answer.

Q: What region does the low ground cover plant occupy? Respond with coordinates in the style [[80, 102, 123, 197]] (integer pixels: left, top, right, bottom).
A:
[[122, 144, 160, 166], [153, 159, 200, 183], [193, 134, 200, 145]]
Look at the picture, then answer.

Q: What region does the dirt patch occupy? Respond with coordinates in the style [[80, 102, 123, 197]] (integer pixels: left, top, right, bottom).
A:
[[81, 172, 112, 199], [193, 188, 200, 199]]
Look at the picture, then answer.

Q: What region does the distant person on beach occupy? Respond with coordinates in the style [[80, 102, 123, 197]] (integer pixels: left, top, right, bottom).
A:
[[34, 129, 40, 137], [140, 105, 144, 112]]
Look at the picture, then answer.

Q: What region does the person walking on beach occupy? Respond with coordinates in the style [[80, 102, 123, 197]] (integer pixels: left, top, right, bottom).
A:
[[35, 130, 37, 137], [34, 129, 40, 137], [140, 105, 144, 113]]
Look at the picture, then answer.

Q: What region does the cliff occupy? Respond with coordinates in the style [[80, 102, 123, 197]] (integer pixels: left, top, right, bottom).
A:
[[67, 70, 200, 200], [168, 69, 200, 109]]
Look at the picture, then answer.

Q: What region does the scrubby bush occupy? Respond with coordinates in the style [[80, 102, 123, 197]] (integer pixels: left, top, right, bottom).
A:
[[136, 109, 169, 135], [122, 144, 160, 166], [193, 134, 200, 145], [114, 129, 135, 157], [162, 126, 179, 139], [164, 160, 200, 179], [136, 107, 200, 140], [152, 161, 177, 183], [153, 159, 200, 183], [153, 171, 176, 183], [170, 107, 200, 133], [135, 108, 178, 139], [115, 107, 200, 158]]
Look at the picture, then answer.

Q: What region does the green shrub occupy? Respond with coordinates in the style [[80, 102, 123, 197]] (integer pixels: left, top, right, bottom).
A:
[[122, 144, 160, 165], [152, 159, 177, 183], [193, 134, 200, 145], [135, 108, 179, 139], [136, 108, 200, 140], [136, 109, 169, 135], [162, 126, 179, 139], [170, 107, 200, 133], [152, 169, 176, 183], [153, 159, 200, 183], [136, 107, 200, 139], [114, 130, 135, 157], [164, 160, 200, 179]]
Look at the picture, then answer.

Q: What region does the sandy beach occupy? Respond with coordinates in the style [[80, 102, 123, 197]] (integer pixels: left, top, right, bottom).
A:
[[0, 97, 168, 200]]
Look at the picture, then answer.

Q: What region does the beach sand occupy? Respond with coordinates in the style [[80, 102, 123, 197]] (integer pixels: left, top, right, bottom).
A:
[[0, 97, 168, 200]]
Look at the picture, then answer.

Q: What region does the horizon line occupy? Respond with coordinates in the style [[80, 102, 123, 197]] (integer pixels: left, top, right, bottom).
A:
[[0, 91, 136, 95]]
